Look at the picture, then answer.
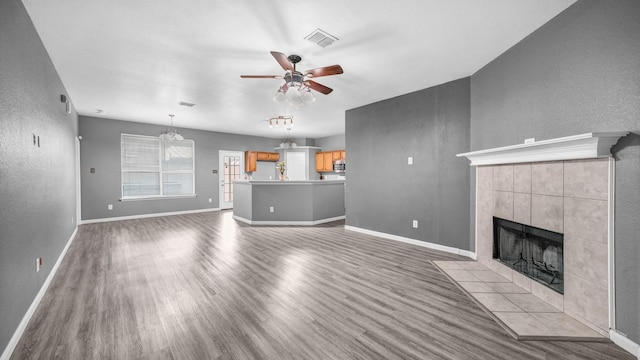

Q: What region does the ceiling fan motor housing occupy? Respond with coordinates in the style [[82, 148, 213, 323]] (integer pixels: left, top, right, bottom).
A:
[[284, 72, 305, 87]]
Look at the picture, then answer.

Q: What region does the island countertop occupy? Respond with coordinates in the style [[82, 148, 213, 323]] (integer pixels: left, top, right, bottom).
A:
[[234, 179, 345, 185], [233, 179, 345, 225]]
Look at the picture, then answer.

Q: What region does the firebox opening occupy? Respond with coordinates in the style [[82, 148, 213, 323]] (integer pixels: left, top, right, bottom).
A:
[[493, 217, 564, 294]]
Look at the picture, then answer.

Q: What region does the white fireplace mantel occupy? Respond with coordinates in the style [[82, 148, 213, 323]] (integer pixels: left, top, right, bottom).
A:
[[457, 132, 629, 166]]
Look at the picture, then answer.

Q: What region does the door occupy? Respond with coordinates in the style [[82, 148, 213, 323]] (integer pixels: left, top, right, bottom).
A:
[[219, 150, 244, 209]]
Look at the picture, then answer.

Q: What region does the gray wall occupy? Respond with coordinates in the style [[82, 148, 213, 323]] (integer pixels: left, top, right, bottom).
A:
[[0, 0, 79, 354], [345, 78, 471, 250], [470, 0, 640, 343], [315, 134, 346, 151], [252, 161, 277, 180], [79, 116, 280, 220]]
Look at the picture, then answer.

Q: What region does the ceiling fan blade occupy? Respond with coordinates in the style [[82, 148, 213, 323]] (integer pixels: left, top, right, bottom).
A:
[[304, 65, 343, 78], [271, 51, 293, 72], [240, 75, 283, 79], [305, 80, 333, 95]]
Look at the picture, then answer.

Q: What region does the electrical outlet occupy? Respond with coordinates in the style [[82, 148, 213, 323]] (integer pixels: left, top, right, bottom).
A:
[[269, 206, 274, 213], [107, 204, 113, 210], [412, 220, 418, 228], [208, 198, 212, 203], [524, 137, 536, 144], [408, 156, 413, 165], [36, 257, 42, 272]]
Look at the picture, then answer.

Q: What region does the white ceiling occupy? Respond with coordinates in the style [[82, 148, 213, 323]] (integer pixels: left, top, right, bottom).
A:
[[22, 0, 575, 139]]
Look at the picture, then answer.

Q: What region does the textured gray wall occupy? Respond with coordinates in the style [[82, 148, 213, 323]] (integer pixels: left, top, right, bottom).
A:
[[345, 78, 471, 250], [470, 0, 640, 343], [0, 0, 79, 354], [252, 161, 277, 180], [79, 116, 280, 220], [315, 134, 346, 151]]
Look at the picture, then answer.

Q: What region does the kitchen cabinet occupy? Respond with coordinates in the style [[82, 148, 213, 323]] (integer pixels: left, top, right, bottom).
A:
[[245, 151, 279, 173], [315, 152, 324, 173], [315, 149, 345, 172], [257, 152, 279, 161]]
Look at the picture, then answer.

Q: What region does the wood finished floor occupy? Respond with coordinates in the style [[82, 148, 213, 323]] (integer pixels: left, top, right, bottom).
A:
[[11, 211, 634, 360]]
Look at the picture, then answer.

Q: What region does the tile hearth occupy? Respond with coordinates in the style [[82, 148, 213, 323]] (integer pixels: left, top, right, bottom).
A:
[[433, 260, 606, 341]]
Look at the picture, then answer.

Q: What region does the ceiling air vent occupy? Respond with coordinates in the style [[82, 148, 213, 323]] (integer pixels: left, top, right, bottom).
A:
[[178, 101, 196, 107], [305, 28, 338, 48]]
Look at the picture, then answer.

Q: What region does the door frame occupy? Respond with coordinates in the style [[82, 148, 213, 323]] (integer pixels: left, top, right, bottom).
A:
[[218, 150, 245, 210], [75, 136, 81, 225]]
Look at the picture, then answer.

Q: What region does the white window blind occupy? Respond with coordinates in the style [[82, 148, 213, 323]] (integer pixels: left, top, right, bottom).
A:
[[121, 134, 195, 199]]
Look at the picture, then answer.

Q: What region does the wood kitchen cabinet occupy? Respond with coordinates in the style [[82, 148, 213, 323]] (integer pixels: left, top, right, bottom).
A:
[[315, 149, 346, 172], [315, 152, 324, 172], [245, 151, 279, 173], [256, 152, 279, 161]]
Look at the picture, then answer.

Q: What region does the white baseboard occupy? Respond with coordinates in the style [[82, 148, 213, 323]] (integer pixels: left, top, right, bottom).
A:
[[610, 329, 640, 359], [1, 227, 78, 360], [233, 215, 345, 226], [80, 207, 220, 224], [344, 225, 475, 259]]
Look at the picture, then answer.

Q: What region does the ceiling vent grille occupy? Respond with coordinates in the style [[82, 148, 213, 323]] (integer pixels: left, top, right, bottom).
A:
[[305, 28, 338, 48], [178, 101, 196, 107]]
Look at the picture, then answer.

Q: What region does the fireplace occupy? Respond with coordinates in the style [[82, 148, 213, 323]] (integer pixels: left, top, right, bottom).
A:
[[493, 217, 564, 294], [456, 133, 627, 336]]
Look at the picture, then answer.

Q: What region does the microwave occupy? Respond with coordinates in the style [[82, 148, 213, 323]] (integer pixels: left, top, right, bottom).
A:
[[333, 159, 346, 173]]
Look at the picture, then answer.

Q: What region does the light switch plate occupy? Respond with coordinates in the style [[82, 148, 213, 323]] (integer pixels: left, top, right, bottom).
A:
[[408, 156, 413, 165]]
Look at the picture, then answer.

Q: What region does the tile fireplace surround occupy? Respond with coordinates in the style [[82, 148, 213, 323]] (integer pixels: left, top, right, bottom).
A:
[[475, 157, 610, 336], [457, 132, 629, 340]]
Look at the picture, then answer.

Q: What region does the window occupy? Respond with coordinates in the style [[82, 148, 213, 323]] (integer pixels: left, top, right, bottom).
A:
[[121, 134, 195, 199]]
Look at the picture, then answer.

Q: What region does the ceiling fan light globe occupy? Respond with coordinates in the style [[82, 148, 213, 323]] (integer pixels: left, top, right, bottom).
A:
[[286, 86, 301, 99], [302, 91, 315, 103], [289, 97, 304, 109], [273, 90, 287, 103]]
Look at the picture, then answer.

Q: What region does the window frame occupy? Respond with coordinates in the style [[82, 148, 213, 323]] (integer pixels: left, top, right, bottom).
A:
[[120, 133, 196, 200]]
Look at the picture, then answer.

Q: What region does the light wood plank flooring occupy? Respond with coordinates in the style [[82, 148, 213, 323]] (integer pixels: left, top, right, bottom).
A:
[[11, 211, 634, 359]]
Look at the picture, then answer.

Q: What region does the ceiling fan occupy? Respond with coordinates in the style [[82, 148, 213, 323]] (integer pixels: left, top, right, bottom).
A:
[[241, 51, 343, 107]]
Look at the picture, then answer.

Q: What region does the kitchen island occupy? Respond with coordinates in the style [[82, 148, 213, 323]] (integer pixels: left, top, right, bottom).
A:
[[233, 180, 345, 225]]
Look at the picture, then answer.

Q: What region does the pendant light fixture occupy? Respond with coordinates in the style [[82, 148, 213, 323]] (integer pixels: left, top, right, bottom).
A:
[[159, 114, 184, 141]]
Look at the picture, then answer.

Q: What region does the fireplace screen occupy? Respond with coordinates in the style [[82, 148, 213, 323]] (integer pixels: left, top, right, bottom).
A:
[[493, 217, 564, 294]]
